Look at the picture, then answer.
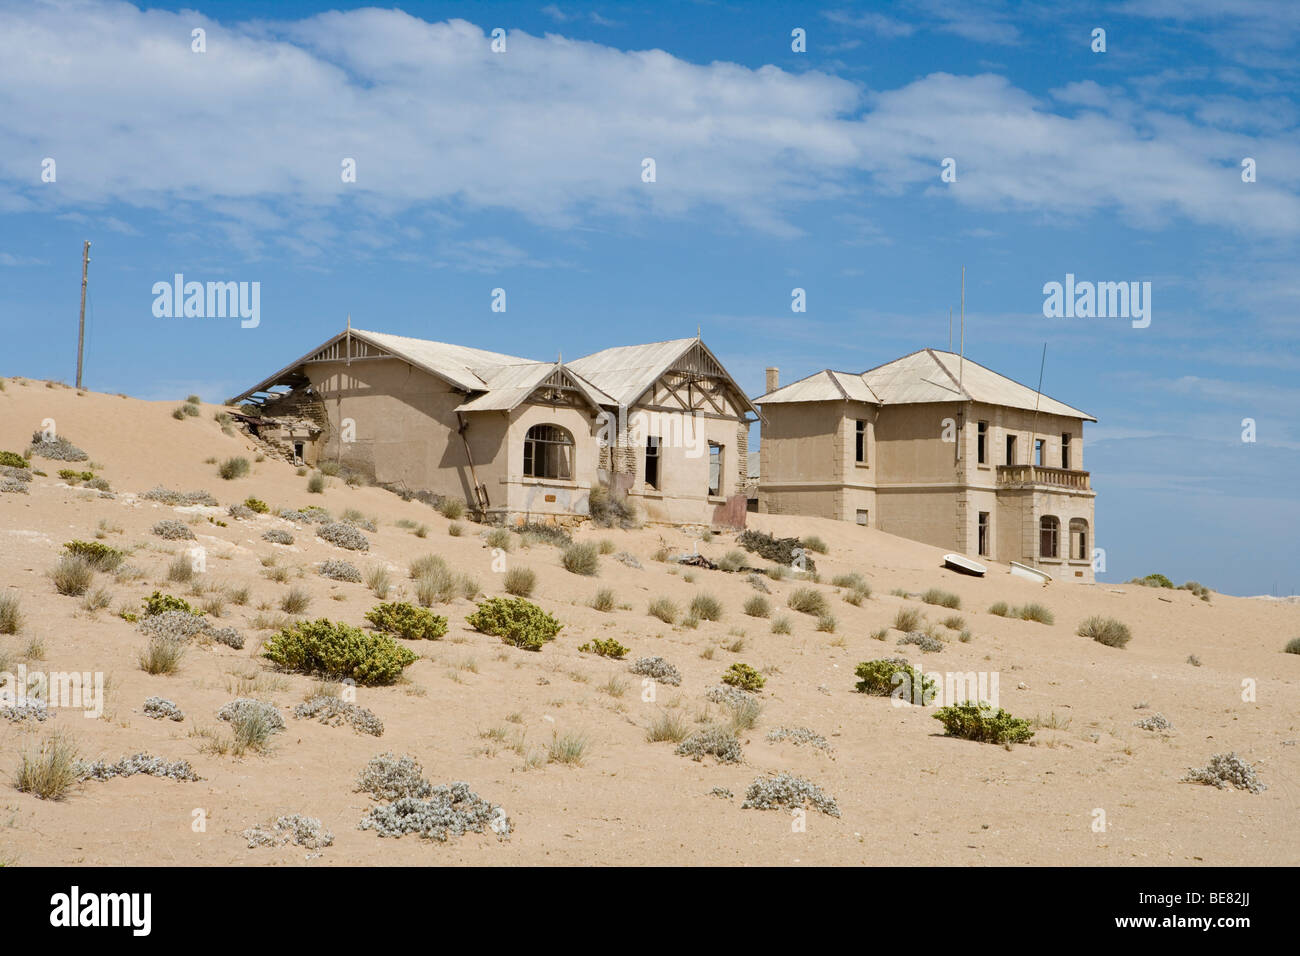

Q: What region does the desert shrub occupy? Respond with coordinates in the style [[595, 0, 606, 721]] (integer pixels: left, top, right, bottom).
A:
[[690, 593, 723, 622], [1015, 602, 1054, 624], [27, 430, 88, 462], [1285, 637, 1300, 655], [436, 497, 466, 520], [142, 486, 217, 507], [58, 469, 94, 482], [218, 457, 250, 480], [295, 696, 384, 736], [280, 506, 331, 524], [921, 588, 960, 609], [243, 814, 335, 849], [815, 613, 837, 632], [1078, 615, 1131, 648], [854, 658, 936, 702], [771, 616, 792, 635], [1181, 580, 1212, 601], [767, 727, 834, 753], [356, 752, 433, 800], [743, 595, 771, 618], [139, 636, 186, 674], [153, 519, 196, 541], [899, 631, 943, 652], [787, 587, 829, 616], [366, 566, 391, 599], [14, 732, 81, 800], [218, 698, 285, 751], [932, 702, 1034, 745], [319, 560, 362, 583], [1183, 752, 1266, 793], [647, 597, 678, 624], [306, 472, 326, 494], [485, 527, 513, 552], [142, 591, 198, 617], [942, 614, 966, 630], [84, 476, 111, 491], [244, 496, 269, 514], [466, 597, 562, 651], [140, 609, 206, 642], [0, 451, 28, 469], [340, 509, 377, 532], [51, 554, 94, 596], [262, 528, 294, 545], [365, 602, 448, 641], [676, 726, 742, 763], [168, 554, 196, 583], [317, 521, 369, 551], [227, 504, 255, 520], [280, 587, 312, 614], [264, 618, 418, 684], [646, 710, 690, 743], [588, 482, 637, 529], [62, 540, 124, 572], [801, 535, 828, 554], [359, 782, 510, 841], [722, 662, 765, 692], [207, 625, 246, 649], [833, 570, 870, 592], [741, 772, 839, 817], [893, 607, 922, 631], [143, 697, 185, 721], [504, 566, 536, 597], [715, 550, 747, 573], [629, 656, 681, 686], [0, 592, 22, 634], [737, 529, 815, 572], [1134, 712, 1172, 732], [517, 522, 572, 547], [988, 601, 1010, 617], [0, 476, 29, 494], [578, 637, 629, 659], [1129, 573, 1175, 589], [562, 542, 600, 576], [589, 588, 616, 612], [76, 753, 198, 782]]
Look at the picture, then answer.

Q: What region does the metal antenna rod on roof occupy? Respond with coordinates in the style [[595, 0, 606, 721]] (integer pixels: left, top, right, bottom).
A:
[[1030, 342, 1047, 470], [948, 307, 952, 352], [958, 266, 965, 393]]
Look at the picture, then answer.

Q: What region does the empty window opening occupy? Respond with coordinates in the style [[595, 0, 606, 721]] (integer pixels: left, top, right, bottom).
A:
[[977, 421, 988, 464], [1034, 438, 1045, 467], [707, 442, 723, 497], [1006, 434, 1018, 465], [1061, 432, 1072, 470], [1069, 518, 1088, 560], [644, 436, 660, 490], [856, 509, 868, 526], [855, 420, 867, 464], [293, 441, 304, 464], [523, 424, 573, 480], [1039, 515, 1060, 559], [978, 511, 990, 556]]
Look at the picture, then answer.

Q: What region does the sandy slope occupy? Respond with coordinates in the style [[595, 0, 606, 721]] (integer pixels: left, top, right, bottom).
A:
[[0, 378, 1297, 867]]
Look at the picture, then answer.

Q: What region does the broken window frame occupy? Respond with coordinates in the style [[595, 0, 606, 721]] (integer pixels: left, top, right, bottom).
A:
[[523, 424, 574, 481], [1039, 515, 1060, 559]]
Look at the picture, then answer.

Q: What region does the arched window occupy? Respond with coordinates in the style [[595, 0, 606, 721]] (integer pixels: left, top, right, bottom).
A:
[[1069, 518, 1088, 561], [524, 424, 574, 480], [1039, 516, 1060, 559]]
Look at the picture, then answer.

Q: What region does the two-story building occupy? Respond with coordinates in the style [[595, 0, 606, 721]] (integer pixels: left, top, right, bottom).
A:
[[754, 348, 1097, 582]]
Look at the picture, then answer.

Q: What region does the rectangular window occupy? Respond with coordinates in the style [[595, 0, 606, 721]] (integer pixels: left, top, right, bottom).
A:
[[1034, 438, 1045, 467], [856, 509, 868, 526], [293, 442, 304, 464], [855, 420, 867, 464], [1006, 434, 1018, 465], [707, 442, 723, 497], [644, 436, 660, 489], [977, 421, 987, 464], [978, 512, 989, 556], [1061, 432, 1072, 470]]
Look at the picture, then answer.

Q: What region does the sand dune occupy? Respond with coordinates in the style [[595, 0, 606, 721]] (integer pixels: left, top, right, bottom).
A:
[[1, 378, 1296, 866]]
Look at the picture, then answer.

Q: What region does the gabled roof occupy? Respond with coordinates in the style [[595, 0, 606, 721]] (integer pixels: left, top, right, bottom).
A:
[[454, 362, 614, 413], [753, 348, 1095, 421], [567, 337, 759, 416]]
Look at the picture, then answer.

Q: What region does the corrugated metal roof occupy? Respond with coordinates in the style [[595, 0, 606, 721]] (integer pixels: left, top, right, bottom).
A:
[[753, 348, 1095, 421], [353, 329, 533, 392], [454, 362, 616, 412], [565, 338, 697, 407]]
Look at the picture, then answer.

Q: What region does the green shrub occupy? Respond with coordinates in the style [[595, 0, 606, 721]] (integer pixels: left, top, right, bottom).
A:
[[801, 535, 828, 554], [854, 658, 935, 702], [244, 497, 269, 514], [932, 702, 1034, 745], [743, 595, 771, 618], [1285, 637, 1300, 655], [1015, 602, 1054, 624], [690, 593, 723, 621], [737, 529, 815, 572], [578, 637, 629, 659], [466, 597, 563, 651], [1078, 615, 1132, 648], [0, 451, 28, 469], [218, 457, 250, 480], [171, 406, 187, 420], [988, 601, 1010, 617], [143, 591, 198, 617], [562, 542, 600, 576], [51, 554, 94, 596], [922, 588, 960, 609], [186, 394, 201, 404], [893, 607, 921, 631], [722, 662, 765, 692], [1129, 573, 1174, 589], [62, 540, 124, 572], [504, 566, 536, 597], [647, 597, 678, 624], [365, 602, 448, 641], [306, 473, 326, 494], [263, 618, 418, 684], [788, 587, 829, 616], [58, 469, 94, 482]]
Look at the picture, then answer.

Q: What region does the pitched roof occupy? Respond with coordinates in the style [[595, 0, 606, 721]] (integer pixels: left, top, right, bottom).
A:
[[753, 348, 1095, 421], [567, 337, 758, 415]]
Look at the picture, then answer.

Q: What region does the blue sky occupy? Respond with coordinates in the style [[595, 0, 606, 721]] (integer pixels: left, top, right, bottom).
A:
[[2, 0, 1298, 595]]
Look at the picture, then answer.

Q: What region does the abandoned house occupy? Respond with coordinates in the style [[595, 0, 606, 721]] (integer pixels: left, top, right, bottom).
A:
[[753, 348, 1097, 582], [228, 326, 759, 526]]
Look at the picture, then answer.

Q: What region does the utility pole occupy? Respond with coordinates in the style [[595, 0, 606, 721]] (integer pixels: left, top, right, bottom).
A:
[[75, 240, 90, 389]]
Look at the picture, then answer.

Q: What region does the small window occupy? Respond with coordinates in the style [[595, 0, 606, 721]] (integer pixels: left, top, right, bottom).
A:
[[855, 420, 867, 464], [523, 424, 573, 480], [977, 421, 987, 464], [707, 442, 723, 497], [856, 509, 868, 526], [1061, 433, 1072, 470], [978, 511, 989, 556], [1006, 434, 1018, 465], [1040, 515, 1060, 559], [1034, 438, 1045, 467], [1069, 518, 1088, 560], [644, 436, 660, 490]]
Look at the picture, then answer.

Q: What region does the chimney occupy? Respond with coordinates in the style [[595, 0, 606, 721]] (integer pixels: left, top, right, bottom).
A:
[[765, 367, 779, 394]]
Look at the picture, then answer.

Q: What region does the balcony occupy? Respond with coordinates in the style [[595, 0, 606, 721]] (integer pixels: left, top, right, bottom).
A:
[[996, 464, 1091, 491]]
